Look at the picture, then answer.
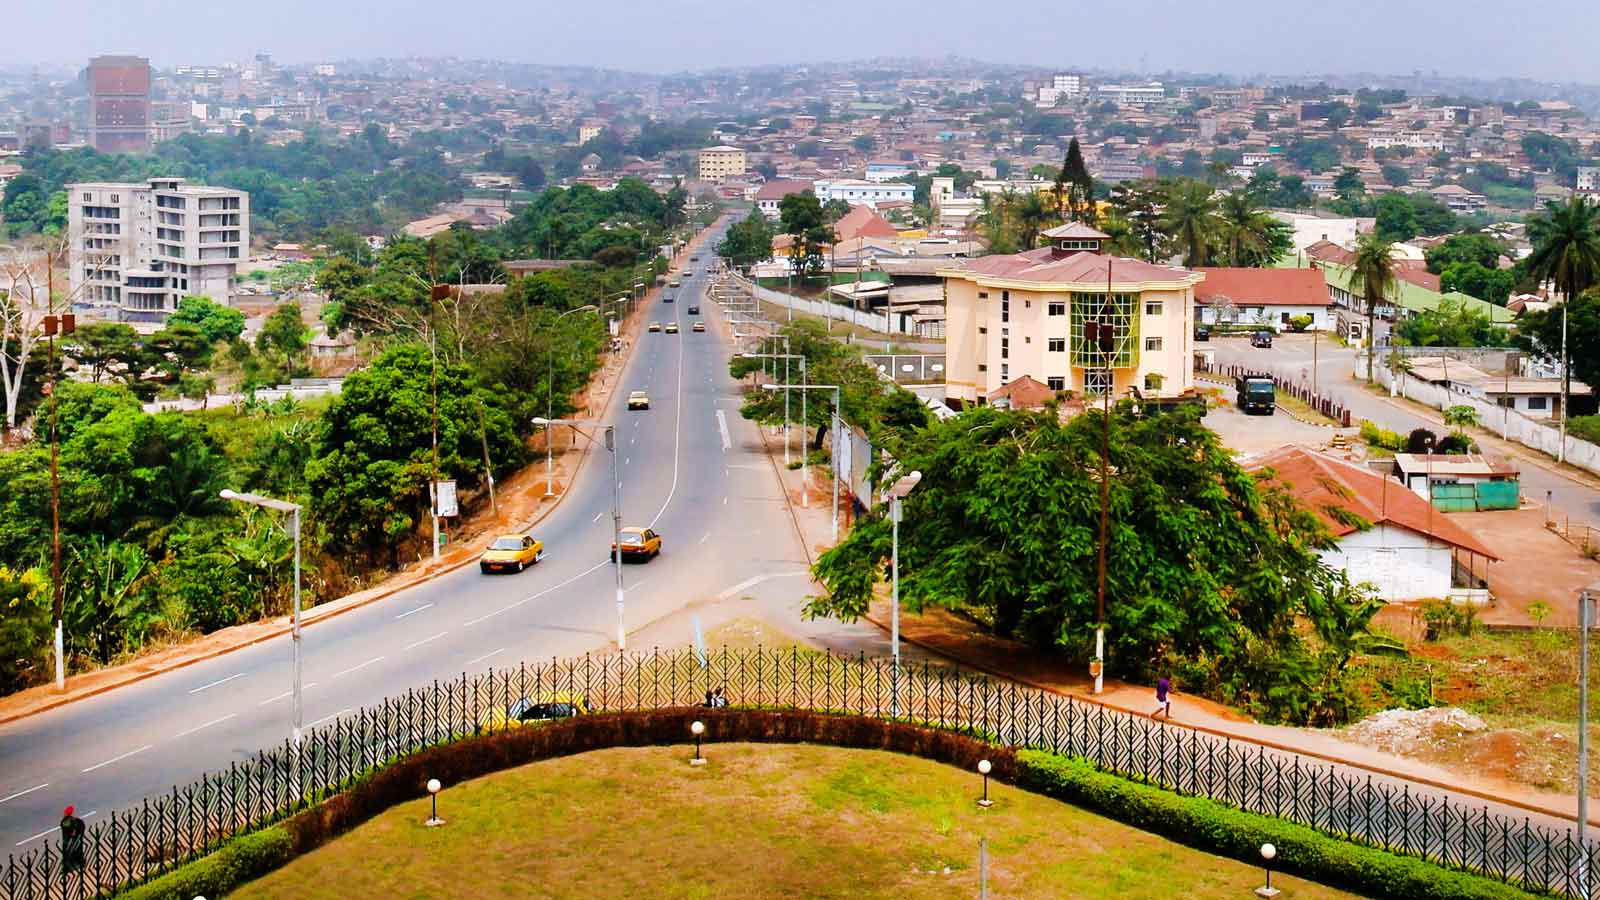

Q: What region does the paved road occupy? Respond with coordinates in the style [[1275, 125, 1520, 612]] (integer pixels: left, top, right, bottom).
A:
[[1209, 332, 1600, 523], [0, 224, 810, 850]]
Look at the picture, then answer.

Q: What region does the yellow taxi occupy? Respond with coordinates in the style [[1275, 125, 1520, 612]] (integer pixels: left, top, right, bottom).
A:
[[611, 526, 662, 562], [477, 693, 589, 732], [478, 534, 544, 574]]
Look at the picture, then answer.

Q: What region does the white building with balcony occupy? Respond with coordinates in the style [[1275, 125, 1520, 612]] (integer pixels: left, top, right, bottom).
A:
[[68, 177, 250, 325]]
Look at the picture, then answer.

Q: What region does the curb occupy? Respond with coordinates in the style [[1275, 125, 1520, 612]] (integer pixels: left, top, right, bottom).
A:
[[0, 225, 723, 728], [861, 609, 1598, 829]]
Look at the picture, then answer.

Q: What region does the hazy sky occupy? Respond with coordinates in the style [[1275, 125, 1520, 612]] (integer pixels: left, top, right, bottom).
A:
[[9, 0, 1600, 83]]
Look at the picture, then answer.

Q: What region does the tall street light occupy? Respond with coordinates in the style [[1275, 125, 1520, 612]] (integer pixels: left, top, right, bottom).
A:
[[763, 383, 841, 542], [544, 305, 600, 497], [739, 352, 801, 466], [220, 489, 303, 745], [532, 418, 626, 650], [887, 469, 923, 713]]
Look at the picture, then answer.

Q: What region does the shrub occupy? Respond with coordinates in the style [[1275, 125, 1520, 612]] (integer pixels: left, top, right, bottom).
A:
[[1288, 314, 1314, 332], [1014, 751, 1541, 900], [1360, 420, 1406, 451], [1568, 415, 1600, 445], [119, 826, 292, 900]]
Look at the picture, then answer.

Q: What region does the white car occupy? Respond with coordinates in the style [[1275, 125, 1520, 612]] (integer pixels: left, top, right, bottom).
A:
[[628, 391, 650, 410]]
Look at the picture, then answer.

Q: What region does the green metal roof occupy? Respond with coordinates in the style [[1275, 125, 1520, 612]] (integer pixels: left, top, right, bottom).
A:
[[1319, 263, 1515, 323]]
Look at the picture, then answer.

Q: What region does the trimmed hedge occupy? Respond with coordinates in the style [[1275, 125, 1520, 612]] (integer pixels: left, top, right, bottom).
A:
[[1015, 750, 1543, 900], [112, 711, 1541, 899], [118, 826, 291, 900]]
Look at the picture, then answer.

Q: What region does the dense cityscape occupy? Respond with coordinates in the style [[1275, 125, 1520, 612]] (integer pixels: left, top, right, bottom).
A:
[[2, 21, 1600, 899]]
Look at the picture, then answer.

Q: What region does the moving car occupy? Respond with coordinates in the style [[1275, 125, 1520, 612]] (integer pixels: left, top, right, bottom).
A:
[[479, 534, 544, 573], [1194, 325, 1210, 341], [687, 304, 700, 315], [1235, 374, 1276, 415], [692, 321, 706, 332], [690, 255, 700, 262], [478, 693, 589, 732], [684, 269, 694, 277], [648, 322, 662, 332], [612, 526, 662, 562], [664, 322, 679, 334], [669, 279, 681, 288], [664, 293, 674, 303], [628, 390, 650, 410], [1251, 330, 1273, 348]]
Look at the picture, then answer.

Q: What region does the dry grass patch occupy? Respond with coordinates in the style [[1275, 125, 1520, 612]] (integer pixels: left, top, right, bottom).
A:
[[235, 743, 1357, 899]]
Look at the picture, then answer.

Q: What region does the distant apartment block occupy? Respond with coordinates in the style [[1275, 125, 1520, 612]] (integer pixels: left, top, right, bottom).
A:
[[68, 178, 250, 325], [696, 145, 747, 182], [1578, 166, 1600, 195], [1037, 73, 1084, 106], [864, 161, 914, 183], [88, 55, 153, 154], [754, 179, 814, 220], [1367, 130, 1447, 152], [812, 179, 914, 209], [1095, 83, 1166, 107]]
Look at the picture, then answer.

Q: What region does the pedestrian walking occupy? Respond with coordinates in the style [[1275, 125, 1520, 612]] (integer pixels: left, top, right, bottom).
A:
[[1151, 676, 1172, 720], [60, 806, 86, 873]]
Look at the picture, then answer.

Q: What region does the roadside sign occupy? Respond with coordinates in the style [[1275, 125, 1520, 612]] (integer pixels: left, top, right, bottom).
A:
[[434, 480, 458, 518]]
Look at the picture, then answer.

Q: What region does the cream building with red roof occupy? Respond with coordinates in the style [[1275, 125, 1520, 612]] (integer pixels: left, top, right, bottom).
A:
[[938, 223, 1204, 408]]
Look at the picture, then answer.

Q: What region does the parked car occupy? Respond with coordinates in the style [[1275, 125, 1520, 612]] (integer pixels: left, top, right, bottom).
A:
[[477, 693, 589, 732], [1194, 326, 1210, 341], [1251, 330, 1273, 348], [628, 391, 650, 410], [612, 526, 662, 562], [478, 534, 544, 574]]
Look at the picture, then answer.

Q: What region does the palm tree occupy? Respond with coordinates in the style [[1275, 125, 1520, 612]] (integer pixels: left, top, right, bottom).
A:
[[1350, 232, 1398, 383], [1015, 192, 1051, 250], [1159, 180, 1219, 267], [1526, 197, 1600, 456], [1216, 192, 1289, 267]]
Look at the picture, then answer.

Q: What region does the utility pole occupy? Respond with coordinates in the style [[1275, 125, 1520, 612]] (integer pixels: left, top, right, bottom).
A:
[[44, 253, 74, 691], [1580, 585, 1592, 898]]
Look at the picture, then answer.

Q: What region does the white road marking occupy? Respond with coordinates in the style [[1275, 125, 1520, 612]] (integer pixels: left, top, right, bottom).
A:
[[716, 409, 731, 451], [16, 811, 97, 846], [715, 571, 810, 601], [593, 511, 605, 523], [699, 533, 710, 545], [648, 310, 688, 529], [174, 713, 236, 739], [466, 648, 505, 666], [331, 657, 384, 679], [259, 682, 318, 705], [395, 603, 434, 620], [82, 745, 152, 774], [403, 632, 448, 652], [0, 783, 48, 805], [307, 708, 352, 729], [187, 672, 244, 694], [723, 496, 729, 505], [625, 457, 630, 465], [461, 561, 609, 627]]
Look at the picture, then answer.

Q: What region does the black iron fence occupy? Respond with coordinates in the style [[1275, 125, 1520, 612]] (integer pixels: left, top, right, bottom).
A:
[[4, 647, 1595, 898], [1196, 360, 1355, 427]]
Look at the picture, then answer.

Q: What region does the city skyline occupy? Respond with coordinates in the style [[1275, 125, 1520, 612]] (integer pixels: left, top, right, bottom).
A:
[[5, 0, 1600, 84]]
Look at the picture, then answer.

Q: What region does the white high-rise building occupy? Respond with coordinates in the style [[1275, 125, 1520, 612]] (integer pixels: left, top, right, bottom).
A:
[[68, 177, 250, 325]]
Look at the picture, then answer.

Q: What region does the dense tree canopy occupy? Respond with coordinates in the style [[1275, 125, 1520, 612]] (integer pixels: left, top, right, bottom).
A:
[[808, 405, 1379, 725]]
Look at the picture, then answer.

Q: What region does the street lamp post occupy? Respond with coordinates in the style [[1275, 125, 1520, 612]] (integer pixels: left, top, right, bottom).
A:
[[220, 489, 303, 745], [739, 352, 802, 466], [888, 470, 923, 715], [533, 418, 626, 650], [545, 305, 600, 497], [762, 383, 841, 542]]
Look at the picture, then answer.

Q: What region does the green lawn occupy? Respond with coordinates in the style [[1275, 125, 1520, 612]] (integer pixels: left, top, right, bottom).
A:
[[235, 743, 1357, 899]]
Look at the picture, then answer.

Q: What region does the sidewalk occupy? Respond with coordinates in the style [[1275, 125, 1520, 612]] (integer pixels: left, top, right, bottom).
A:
[[0, 221, 729, 728], [743, 393, 1600, 828]]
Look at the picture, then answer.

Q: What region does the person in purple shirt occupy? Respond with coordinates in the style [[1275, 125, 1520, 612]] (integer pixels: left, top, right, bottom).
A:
[[1152, 676, 1172, 720]]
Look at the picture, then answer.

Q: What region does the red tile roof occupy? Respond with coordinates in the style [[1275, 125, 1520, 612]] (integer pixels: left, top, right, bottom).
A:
[[988, 375, 1055, 409], [1249, 445, 1499, 559], [755, 179, 813, 201], [1305, 240, 1354, 266], [1041, 222, 1111, 240], [832, 204, 900, 241], [951, 247, 1195, 287], [1193, 267, 1332, 307]]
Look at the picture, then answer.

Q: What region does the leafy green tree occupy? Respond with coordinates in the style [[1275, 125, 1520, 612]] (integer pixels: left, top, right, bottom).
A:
[[1350, 232, 1398, 381], [0, 564, 50, 693], [716, 211, 776, 269], [821, 198, 853, 223], [1374, 193, 1420, 242], [1109, 181, 1168, 262], [1216, 191, 1293, 267], [1394, 300, 1511, 347], [806, 405, 1378, 724], [1055, 137, 1095, 224], [167, 296, 245, 344], [62, 536, 157, 665], [306, 344, 524, 565], [1333, 167, 1366, 205], [1381, 164, 1411, 187], [70, 322, 143, 384], [148, 321, 214, 380], [1160, 179, 1219, 267], [1439, 261, 1515, 304], [1425, 233, 1507, 274], [1515, 290, 1600, 390], [1525, 198, 1600, 412], [778, 191, 833, 280]]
